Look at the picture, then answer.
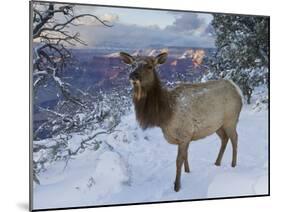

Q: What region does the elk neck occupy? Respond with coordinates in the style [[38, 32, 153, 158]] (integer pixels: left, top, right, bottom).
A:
[[132, 72, 173, 129]]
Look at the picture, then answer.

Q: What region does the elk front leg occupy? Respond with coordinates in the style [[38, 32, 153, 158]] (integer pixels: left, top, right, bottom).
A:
[[174, 141, 189, 192]]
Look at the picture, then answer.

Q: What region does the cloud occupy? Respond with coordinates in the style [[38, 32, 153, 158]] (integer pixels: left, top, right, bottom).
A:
[[70, 9, 215, 48], [35, 2, 214, 48], [203, 23, 215, 36], [165, 12, 214, 38], [101, 13, 119, 23], [78, 22, 215, 48], [38, 2, 214, 48], [165, 13, 205, 34]]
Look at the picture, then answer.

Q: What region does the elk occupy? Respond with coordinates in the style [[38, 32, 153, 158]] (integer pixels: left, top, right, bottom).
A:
[[119, 51, 243, 192]]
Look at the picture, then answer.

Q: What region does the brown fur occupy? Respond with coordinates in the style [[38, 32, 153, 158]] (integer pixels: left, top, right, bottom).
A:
[[132, 71, 173, 129], [120, 52, 243, 192]]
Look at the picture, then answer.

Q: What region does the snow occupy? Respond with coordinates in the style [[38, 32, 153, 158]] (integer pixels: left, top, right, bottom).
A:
[[33, 106, 268, 210], [251, 84, 268, 111], [104, 52, 120, 58], [148, 49, 157, 56], [178, 49, 192, 59]]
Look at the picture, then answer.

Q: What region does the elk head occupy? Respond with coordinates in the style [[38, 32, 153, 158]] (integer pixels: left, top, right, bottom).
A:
[[119, 52, 168, 101]]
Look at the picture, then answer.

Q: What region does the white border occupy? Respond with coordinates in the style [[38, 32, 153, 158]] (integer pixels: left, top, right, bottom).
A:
[[1, 0, 278, 212]]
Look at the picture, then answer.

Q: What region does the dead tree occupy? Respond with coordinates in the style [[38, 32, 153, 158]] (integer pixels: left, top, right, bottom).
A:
[[32, 3, 112, 139], [32, 3, 111, 98]]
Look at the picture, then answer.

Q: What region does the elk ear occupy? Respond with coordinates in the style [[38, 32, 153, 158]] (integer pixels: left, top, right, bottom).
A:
[[120, 52, 134, 64], [155, 52, 168, 65]]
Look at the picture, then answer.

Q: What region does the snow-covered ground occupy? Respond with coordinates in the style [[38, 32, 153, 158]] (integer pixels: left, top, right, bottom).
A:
[[33, 105, 268, 210]]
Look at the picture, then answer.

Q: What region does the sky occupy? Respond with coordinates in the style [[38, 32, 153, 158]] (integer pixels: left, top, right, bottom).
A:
[[35, 3, 215, 48]]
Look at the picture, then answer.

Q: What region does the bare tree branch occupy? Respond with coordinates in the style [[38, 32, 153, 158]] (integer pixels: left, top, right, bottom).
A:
[[33, 4, 112, 39], [32, 3, 112, 104]]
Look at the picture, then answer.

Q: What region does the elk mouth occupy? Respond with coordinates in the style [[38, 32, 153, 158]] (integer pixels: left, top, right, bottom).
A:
[[130, 79, 140, 86]]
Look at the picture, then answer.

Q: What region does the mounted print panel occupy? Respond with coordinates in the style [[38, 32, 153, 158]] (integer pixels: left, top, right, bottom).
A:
[[30, 1, 269, 211]]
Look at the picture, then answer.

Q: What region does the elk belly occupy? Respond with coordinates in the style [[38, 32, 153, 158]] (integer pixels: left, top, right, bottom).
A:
[[191, 123, 222, 141]]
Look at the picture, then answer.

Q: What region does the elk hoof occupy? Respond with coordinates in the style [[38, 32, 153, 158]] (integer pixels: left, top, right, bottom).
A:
[[185, 169, 190, 173], [215, 161, 221, 166], [231, 162, 236, 167], [174, 182, 181, 192]]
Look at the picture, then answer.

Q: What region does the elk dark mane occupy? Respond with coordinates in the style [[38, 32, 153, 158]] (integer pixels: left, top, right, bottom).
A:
[[133, 71, 173, 129]]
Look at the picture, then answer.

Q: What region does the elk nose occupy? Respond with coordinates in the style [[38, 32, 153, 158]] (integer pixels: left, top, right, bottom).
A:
[[129, 72, 139, 80]]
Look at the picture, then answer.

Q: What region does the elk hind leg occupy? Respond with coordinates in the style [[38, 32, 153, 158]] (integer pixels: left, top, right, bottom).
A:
[[215, 127, 229, 166], [225, 127, 238, 167]]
